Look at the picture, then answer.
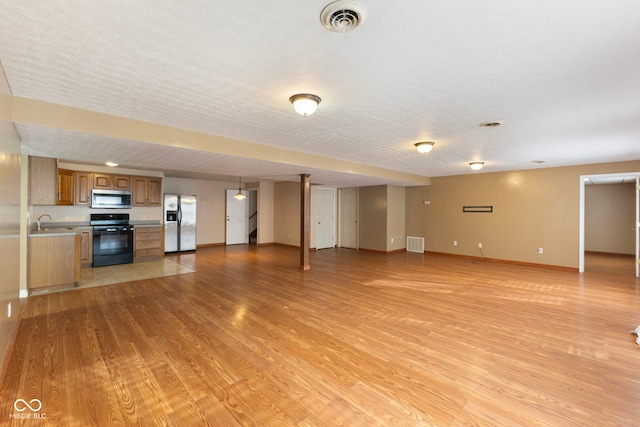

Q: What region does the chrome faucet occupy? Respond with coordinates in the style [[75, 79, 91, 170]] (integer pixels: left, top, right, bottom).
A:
[[36, 214, 52, 231]]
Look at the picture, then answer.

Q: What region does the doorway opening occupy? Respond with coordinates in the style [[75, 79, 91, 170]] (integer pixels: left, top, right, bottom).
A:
[[248, 189, 258, 245], [579, 172, 639, 277]]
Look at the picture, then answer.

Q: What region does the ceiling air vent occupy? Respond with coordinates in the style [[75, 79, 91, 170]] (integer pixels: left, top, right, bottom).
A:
[[479, 121, 503, 128], [320, 0, 368, 33]]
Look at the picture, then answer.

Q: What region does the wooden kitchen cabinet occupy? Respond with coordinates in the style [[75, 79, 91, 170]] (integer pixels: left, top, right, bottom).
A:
[[147, 178, 162, 205], [75, 171, 92, 205], [57, 168, 75, 205], [132, 176, 162, 206], [28, 234, 81, 292], [135, 225, 164, 261], [78, 227, 93, 267], [29, 156, 57, 205], [93, 173, 131, 190]]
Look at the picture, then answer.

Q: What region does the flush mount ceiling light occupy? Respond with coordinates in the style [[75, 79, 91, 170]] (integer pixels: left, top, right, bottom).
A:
[[234, 176, 246, 200], [469, 162, 485, 170], [320, 0, 368, 33], [414, 142, 435, 153], [289, 94, 321, 116], [105, 161, 119, 167]]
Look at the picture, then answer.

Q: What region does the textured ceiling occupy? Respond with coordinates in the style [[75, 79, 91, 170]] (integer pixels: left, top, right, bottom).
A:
[[1, 0, 639, 186]]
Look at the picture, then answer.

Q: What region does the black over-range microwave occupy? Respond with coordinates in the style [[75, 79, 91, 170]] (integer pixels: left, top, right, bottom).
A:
[[90, 189, 133, 209]]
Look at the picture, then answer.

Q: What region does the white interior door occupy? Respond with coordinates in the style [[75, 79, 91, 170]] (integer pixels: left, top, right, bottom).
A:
[[339, 188, 357, 249], [316, 188, 335, 249], [226, 189, 248, 245]]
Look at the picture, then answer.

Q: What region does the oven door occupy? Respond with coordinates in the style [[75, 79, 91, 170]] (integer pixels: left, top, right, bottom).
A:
[[92, 226, 134, 266]]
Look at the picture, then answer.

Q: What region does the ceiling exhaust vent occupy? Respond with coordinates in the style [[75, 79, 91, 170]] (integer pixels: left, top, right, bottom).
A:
[[479, 121, 503, 128], [321, 0, 368, 33]]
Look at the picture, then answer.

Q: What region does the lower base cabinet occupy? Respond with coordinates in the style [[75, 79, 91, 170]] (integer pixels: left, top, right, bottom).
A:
[[28, 234, 81, 292], [135, 225, 164, 261], [79, 227, 93, 267]]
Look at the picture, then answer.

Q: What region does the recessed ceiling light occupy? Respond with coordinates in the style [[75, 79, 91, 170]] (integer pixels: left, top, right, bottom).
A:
[[469, 162, 484, 170], [479, 121, 503, 128], [532, 160, 546, 164], [106, 161, 119, 167]]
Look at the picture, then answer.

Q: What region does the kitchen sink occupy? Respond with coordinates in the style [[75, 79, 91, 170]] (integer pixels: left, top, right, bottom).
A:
[[38, 227, 76, 232]]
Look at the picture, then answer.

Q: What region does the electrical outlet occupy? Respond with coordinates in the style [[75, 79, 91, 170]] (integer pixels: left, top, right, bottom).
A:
[[391, 237, 394, 243], [7, 302, 11, 318], [538, 247, 544, 254], [478, 243, 482, 249], [453, 240, 457, 246], [63, 215, 68, 220]]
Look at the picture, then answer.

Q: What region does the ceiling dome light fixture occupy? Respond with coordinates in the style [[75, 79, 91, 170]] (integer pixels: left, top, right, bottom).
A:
[[414, 142, 435, 153], [289, 93, 321, 116], [105, 161, 119, 167], [469, 162, 485, 171], [234, 176, 246, 200]]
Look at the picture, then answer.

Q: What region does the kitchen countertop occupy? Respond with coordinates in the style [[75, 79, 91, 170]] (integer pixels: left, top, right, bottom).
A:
[[29, 222, 88, 237], [29, 220, 163, 237], [29, 226, 83, 237], [130, 221, 163, 226]]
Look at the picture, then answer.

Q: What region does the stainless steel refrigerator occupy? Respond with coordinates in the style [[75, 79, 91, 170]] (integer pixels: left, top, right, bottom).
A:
[[164, 194, 197, 252]]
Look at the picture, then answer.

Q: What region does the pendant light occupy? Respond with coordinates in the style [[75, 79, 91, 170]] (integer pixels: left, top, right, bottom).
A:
[[234, 177, 246, 200]]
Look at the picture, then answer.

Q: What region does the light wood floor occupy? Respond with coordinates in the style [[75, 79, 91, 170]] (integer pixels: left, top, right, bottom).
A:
[[2, 246, 639, 426], [585, 251, 637, 276]]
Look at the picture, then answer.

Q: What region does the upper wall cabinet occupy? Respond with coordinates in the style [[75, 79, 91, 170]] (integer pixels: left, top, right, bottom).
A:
[[28, 157, 75, 206], [132, 176, 162, 206], [75, 172, 92, 206], [29, 161, 163, 208], [29, 156, 57, 205], [57, 169, 75, 205], [93, 173, 131, 191]]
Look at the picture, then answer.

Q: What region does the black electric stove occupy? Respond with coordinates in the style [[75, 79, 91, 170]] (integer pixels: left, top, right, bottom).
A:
[[90, 214, 134, 267]]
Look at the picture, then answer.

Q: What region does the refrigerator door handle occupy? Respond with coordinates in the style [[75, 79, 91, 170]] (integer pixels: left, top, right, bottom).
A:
[[178, 204, 182, 225]]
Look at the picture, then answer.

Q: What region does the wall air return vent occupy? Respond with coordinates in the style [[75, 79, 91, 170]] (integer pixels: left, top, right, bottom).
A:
[[407, 236, 425, 253], [320, 0, 368, 33]]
